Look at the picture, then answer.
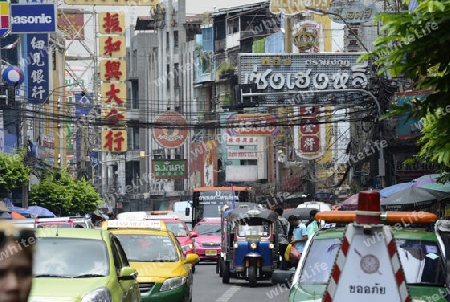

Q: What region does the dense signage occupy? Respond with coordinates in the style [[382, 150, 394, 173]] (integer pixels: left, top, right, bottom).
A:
[[238, 53, 371, 106], [294, 106, 326, 160], [11, 4, 56, 33], [270, 0, 330, 15], [226, 114, 280, 136], [27, 34, 49, 104], [152, 159, 187, 179], [153, 112, 188, 148]]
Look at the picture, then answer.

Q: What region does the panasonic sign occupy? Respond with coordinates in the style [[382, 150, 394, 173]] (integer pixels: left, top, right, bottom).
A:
[[10, 4, 56, 33]]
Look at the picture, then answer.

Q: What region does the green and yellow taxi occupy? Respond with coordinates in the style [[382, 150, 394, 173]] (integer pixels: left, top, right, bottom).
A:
[[29, 228, 140, 302], [104, 219, 199, 302]]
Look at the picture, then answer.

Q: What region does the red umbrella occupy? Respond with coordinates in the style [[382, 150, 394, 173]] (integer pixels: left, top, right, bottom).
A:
[[341, 193, 359, 210], [9, 212, 25, 219]]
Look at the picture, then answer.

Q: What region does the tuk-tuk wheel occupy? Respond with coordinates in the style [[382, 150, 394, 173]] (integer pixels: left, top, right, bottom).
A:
[[248, 259, 257, 288], [217, 258, 222, 276], [192, 264, 196, 273], [222, 261, 230, 284]]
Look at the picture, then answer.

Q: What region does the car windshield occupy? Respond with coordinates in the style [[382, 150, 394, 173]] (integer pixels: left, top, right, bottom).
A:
[[237, 224, 269, 237], [165, 222, 188, 237], [194, 223, 221, 235], [115, 234, 179, 262], [34, 238, 109, 278], [298, 238, 341, 285], [396, 239, 446, 286], [36, 223, 73, 228]]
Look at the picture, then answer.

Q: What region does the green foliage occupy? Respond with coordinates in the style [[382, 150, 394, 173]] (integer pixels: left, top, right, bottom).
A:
[[29, 169, 102, 216], [217, 62, 235, 76], [0, 150, 30, 198], [362, 0, 450, 181]]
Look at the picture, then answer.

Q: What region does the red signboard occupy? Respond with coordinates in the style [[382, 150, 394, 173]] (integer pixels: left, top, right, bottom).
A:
[[153, 112, 188, 148], [227, 114, 280, 136]]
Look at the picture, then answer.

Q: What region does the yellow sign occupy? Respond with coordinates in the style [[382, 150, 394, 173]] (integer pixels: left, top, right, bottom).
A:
[[270, 0, 330, 15], [102, 129, 127, 152], [100, 59, 127, 82], [98, 12, 126, 34], [100, 82, 126, 106], [101, 107, 127, 125], [65, 0, 159, 6], [99, 36, 126, 58]]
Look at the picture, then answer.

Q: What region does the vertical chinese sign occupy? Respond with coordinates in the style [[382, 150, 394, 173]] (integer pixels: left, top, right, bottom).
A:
[[295, 106, 326, 160], [27, 34, 49, 104], [99, 12, 127, 153]]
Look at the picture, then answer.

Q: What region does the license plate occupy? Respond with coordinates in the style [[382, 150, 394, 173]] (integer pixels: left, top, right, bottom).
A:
[[205, 250, 217, 256]]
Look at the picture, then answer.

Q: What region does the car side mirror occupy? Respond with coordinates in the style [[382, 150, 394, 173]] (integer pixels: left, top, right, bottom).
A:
[[190, 231, 199, 238], [185, 208, 190, 216], [184, 253, 200, 265], [271, 269, 294, 286], [118, 266, 138, 281]]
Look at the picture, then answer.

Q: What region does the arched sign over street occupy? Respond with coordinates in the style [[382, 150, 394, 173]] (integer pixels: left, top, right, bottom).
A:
[[153, 111, 188, 148]]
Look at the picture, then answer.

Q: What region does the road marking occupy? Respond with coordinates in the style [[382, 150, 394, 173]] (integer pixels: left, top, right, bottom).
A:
[[216, 285, 240, 302]]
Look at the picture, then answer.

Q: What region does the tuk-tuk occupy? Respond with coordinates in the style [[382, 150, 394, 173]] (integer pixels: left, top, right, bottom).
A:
[[217, 206, 280, 287]]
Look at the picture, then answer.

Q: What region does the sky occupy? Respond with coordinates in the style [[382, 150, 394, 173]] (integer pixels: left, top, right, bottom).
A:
[[186, 0, 263, 14]]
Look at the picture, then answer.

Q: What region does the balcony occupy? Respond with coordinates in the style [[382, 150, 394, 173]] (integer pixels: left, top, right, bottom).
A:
[[215, 39, 226, 52]]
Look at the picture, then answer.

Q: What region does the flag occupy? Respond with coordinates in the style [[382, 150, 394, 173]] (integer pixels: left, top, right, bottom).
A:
[[1, 38, 19, 50], [231, 183, 236, 209]]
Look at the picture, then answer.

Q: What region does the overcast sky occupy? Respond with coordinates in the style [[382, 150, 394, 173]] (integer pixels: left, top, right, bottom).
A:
[[186, 0, 264, 14]]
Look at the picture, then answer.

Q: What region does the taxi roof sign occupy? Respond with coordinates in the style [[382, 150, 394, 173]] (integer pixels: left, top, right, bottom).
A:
[[105, 220, 167, 231]]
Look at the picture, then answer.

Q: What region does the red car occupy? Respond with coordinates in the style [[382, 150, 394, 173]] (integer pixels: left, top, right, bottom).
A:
[[191, 218, 221, 261], [148, 217, 194, 256]]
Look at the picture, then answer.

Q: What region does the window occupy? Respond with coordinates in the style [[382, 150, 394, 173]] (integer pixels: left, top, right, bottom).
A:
[[131, 81, 139, 109], [227, 18, 239, 35], [174, 30, 179, 47], [174, 63, 180, 87]]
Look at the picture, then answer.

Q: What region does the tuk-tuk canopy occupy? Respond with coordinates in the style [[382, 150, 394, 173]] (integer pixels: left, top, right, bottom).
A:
[[225, 208, 278, 223]]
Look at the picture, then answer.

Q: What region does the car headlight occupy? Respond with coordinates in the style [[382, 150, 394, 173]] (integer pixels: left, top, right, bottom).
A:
[[233, 243, 238, 249], [81, 287, 112, 302], [269, 243, 274, 249], [160, 276, 187, 292], [181, 244, 193, 252], [250, 242, 257, 249]]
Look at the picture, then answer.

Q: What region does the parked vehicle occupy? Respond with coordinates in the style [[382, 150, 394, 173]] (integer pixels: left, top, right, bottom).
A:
[[218, 207, 280, 287]]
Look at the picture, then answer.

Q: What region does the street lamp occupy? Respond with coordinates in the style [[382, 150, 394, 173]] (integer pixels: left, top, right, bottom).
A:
[[305, 6, 370, 53]]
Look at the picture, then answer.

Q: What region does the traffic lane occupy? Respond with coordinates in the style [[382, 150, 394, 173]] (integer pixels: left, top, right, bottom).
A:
[[193, 262, 291, 302]]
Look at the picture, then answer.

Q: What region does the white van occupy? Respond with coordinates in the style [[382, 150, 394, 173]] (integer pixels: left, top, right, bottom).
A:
[[297, 201, 332, 212]]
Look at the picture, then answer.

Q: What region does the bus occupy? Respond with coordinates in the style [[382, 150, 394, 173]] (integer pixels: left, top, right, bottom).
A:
[[191, 186, 256, 226]]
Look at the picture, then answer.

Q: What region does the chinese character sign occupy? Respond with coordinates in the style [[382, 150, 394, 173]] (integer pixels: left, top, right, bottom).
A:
[[102, 129, 127, 152], [27, 34, 49, 104], [99, 36, 126, 58], [294, 106, 326, 160], [100, 59, 126, 82], [99, 12, 125, 34]]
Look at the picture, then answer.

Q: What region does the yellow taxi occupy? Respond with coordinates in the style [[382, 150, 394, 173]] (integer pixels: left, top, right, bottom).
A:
[[103, 220, 199, 302]]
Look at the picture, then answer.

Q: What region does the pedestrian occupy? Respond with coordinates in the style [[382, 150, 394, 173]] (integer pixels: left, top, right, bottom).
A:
[[288, 215, 308, 268], [306, 209, 320, 238], [274, 207, 290, 270], [0, 221, 35, 302]]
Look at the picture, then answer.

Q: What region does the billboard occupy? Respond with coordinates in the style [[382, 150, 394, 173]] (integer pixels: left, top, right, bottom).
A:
[[10, 4, 56, 33], [152, 160, 187, 179], [238, 53, 371, 106], [26, 34, 49, 104], [0, 0, 9, 37], [153, 112, 188, 148]]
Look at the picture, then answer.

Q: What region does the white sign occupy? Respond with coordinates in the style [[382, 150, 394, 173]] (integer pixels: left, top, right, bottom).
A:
[[226, 165, 258, 182], [106, 220, 162, 229], [227, 150, 258, 160], [226, 136, 259, 146]]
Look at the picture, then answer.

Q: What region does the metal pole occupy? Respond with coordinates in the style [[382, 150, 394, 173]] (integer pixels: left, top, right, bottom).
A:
[[284, 15, 292, 53]]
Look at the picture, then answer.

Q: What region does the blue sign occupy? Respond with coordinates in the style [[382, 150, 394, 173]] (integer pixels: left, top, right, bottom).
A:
[[2, 66, 25, 86], [26, 34, 49, 104], [10, 4, 56, 33]]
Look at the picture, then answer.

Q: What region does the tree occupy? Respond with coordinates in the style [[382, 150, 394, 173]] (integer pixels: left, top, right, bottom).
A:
[[361, 0, 450, 180], [29, 169, 102, 216], [0, 150, 31, 198]]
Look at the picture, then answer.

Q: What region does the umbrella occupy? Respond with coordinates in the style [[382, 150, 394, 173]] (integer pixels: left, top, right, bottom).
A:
[[380, 187, 450, 211], [27, 206, 56, 217], [8, 206, 32, 218], [10, 212, 25, 219], [282, 208, 313, 221], [341, 193, 359, 210], [419, 182, 450, 193], [379, 182, 413, 198]]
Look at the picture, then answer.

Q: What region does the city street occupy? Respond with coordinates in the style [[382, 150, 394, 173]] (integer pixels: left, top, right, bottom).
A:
[[193, 262, 290, 302]]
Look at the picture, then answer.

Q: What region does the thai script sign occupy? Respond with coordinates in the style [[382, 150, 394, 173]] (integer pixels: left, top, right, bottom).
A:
[[328, 3, 376, 24], [152, 159, 187, 179], [64, 0, 159, 6], [270, 0, 330, 15], [239, 53, 370, 105], [226, 114, 280, 136]]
